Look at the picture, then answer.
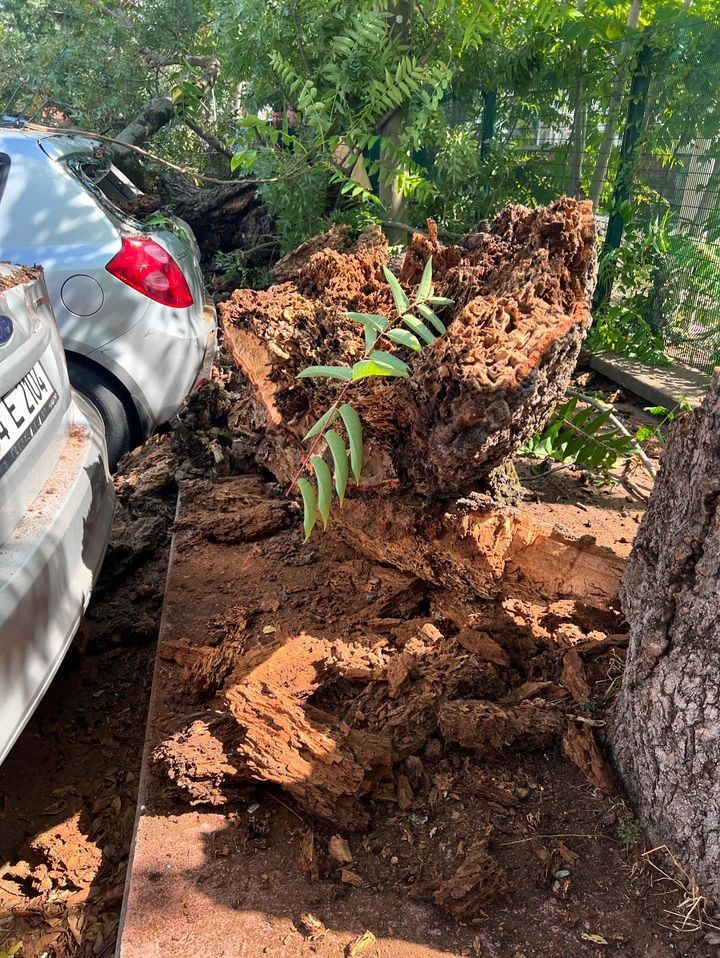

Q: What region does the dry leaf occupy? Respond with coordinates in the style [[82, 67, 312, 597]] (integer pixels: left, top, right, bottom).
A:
[[347, 930, 377, 956], [329, 834, 353, 864]]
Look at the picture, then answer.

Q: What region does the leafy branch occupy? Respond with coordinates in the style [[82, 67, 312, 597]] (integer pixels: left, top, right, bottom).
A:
[[288, 257, 453, 540], [520, 391, 658, 480]]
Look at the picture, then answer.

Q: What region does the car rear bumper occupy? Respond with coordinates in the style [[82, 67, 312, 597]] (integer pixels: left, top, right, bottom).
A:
[[89, 297, 218, 434], [0, 392, 115, 765]]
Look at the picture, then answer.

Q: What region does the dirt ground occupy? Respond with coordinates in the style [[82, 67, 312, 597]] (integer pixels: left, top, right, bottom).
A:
[[2, 369, 718, 958]]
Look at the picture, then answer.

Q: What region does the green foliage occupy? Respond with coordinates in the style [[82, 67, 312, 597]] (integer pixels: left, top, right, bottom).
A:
[[521, 395, 639, 474], [590, 209, 674, 366], [617, 818, 643, 845], [634, 398, 692, 445], [293, 257, 452, 540], [213, 250, 272, 289]]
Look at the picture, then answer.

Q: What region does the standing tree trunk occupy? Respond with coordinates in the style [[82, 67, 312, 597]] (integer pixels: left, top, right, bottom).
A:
[[610, 372, 720, 903], [379, 0, 413, 244], [566, 0, 587, 198], [587, 0, 641, 208]]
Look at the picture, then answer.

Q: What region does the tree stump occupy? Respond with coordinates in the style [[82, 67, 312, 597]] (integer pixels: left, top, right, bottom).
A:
[[609, 371, 720, 903], [219, 197, 597, 495]]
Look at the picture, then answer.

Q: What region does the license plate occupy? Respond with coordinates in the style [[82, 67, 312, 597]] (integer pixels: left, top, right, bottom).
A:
[[0, 362, 59, 478]]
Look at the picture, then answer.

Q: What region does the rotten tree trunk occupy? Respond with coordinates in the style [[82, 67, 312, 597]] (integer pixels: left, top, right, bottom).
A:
[[220, 197, 597, 496], [609, 372, 720, 902]]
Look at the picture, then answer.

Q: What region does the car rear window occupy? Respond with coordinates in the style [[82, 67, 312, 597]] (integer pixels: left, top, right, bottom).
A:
[[67, 155, 143, 227], [0, 154, 10, 205]]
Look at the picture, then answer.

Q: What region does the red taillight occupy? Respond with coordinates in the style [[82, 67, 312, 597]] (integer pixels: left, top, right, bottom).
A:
[[105, 237, 194, 308]]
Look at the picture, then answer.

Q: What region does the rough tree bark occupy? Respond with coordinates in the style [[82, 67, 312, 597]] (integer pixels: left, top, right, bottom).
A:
[[610, 372, 720, 903]]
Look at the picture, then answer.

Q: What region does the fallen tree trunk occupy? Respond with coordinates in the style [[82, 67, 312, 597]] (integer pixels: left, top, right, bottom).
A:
[[609, 372, 720, 903], [220, 197, 596, 495]]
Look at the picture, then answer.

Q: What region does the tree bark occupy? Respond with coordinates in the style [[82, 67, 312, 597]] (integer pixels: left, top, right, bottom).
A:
[[609, 372, 720, 903]]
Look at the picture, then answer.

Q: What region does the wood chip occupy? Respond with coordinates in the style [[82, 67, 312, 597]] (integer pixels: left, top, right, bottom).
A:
[[561, 649, 591, 703], [396, 773, 414, 811], [346, 930, 377, 956], [563, 722, 616, 794], [298, 829, 320, 882], [455, 629, 510, 667], [340, 868, 364, 887], [328, 834, 353, 864], [299, 913, 326, 940]]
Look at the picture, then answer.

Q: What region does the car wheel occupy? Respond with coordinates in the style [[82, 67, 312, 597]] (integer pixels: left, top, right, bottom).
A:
[[67, 361, 133, 471]]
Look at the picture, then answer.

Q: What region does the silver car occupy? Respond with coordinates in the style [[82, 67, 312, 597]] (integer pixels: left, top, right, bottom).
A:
[[0, 263, 115, 764], [0, 124, 217, 466]]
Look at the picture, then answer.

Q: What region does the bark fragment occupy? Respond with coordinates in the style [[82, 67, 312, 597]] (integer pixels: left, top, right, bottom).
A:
[[563, 722, 616, 795], [433, 844, 508, 918]]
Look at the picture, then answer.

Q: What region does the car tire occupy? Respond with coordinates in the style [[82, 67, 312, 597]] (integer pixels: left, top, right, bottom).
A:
[[67, 361, 133, 471]]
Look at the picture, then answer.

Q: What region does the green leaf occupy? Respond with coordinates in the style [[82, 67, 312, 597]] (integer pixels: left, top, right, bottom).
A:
[[416, 302, 446, 334], [325, 429, 349, 505], [402, 315, 436, 345], [340, 403, 363, 483], [297, 478, 317, 542], [427, 295, 454, 306], [351, 351, 410, 380], [386, 328, 422, 351], [303, 404, 339, 442], [297, 365, 353, 381], [345, 312, 389, 331], [383, 265, 410, 313], [311, 455, 333, 529], [417, 256, 433, 302], [364, 326, 378, 352]]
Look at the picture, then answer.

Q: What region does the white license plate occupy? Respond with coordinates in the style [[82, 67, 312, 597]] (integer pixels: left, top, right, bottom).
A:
[[0, 362, 58, 478]]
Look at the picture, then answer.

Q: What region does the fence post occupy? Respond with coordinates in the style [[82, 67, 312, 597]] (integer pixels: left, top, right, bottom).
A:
[[480, 90, 497, 158], [592, 38, 654, 313]]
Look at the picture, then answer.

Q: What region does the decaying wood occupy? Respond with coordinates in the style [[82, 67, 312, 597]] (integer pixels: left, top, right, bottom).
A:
[[220, 197, 596, 495], [329, 495, 624, 609], [225, 684, 392, 828], [561, 649, 592, 703], [154, 715, 249, 806], [610, 372, 720, 900], [433, 844, 508, 918], [298, 830, 320, 882], [438, 700, 565, 756], [563, 722, 616, 795], [346, 627, 508, 759]]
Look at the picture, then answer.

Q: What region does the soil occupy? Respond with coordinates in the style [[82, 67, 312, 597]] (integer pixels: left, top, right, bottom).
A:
[[2, 361, 717, 957], [119, 464, 718, 958]]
